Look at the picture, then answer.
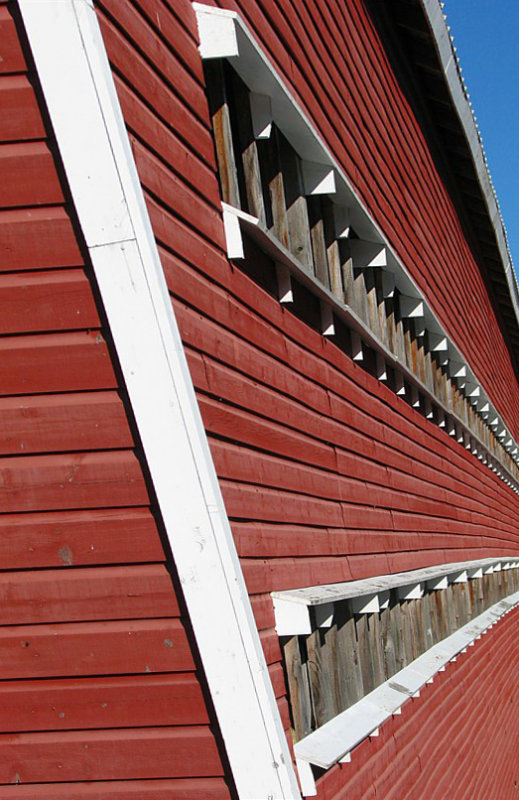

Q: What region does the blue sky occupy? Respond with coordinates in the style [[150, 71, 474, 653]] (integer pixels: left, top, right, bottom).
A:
[[443, 0, 519, 273]]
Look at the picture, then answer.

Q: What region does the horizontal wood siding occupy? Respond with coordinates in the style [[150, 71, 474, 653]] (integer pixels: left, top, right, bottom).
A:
[[93, 0, 519, 795], [0, 3, 231, 796]]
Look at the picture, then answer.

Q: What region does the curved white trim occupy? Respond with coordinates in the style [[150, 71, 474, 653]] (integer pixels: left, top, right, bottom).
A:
[[17, 2, 301, 798]]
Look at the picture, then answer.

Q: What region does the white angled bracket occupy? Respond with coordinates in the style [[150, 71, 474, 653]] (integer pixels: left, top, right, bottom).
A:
[[302, 161, 336, 195], [399, 295, 424, 318], [276, 263, 293, 303], [249, 92, 272, 139], [195, 3, 239, 58], [273, 597, 312, 636], [349, 240, 387, 269], [333, 205, 351, 239]]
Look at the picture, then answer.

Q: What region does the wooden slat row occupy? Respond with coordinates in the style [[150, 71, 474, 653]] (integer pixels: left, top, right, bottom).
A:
[[202, 59, 519, 487], [283, 567, 519, 740]]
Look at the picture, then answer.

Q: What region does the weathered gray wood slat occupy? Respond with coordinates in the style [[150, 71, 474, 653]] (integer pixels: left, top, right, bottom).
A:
[[356, 612, 376, 696], [307, 196, 330, 289], [228, 69, 266, 226], [306, 627, 339, 728], [282, 636, 312, 742], [322, 198, 345, 301], [204, 61, 241, 208], [279, 133, 314, 272], [369, 611, 386, 688], [257, 126, 291, 249], [335, 601, 364, 710], [380, 603, 397, 679]]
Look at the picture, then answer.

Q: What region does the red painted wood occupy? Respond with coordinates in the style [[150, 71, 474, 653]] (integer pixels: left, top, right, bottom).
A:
[[113, 77, 220, 205], [0, 142, 63, 207], [0, 391, 132, 454], [0, 269, 100, 334], [0, 564, 179, 624], [0, 674, 209, 731], [0, 75, 45, 141], [130, 137, 226, 248], [0, 779, 231, 799], [0, 7, 26, 74], [0, 726, 222, 783], [0, 331, 116, 395], [97, 14, 215, 166], [0, 618, 194, 679], [0, 508, 164, 569], [0, 450, 148, 512], [0, 207, 82, 270], [97, 0, 207, 119]]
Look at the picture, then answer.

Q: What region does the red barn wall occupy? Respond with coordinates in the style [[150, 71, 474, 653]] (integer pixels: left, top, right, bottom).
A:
[[2, 0, 519, 796], [91, 0, 519, 796], [0, 3, 234, 797]]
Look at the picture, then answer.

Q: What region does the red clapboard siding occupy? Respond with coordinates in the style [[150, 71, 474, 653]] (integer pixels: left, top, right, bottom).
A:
[[97, 0, 207, 120], [113, 75, 220, 204], [0, 618, 194, 679], [0, 332, 116, 395], [0, 450, 148, 512], [0, 207, 83, 271], [0, 75, 46, 142], [0, 779, 231, 800], [0, 508, 164, 569], [96, 14, 215, 166], [0, 564, 179, 624], [0, 726, 222, 783], [0, 674, 209, 731], [0, 269, 100, 334], [0, 142, 63, 207], [0, 391, 132, 454], [0, 8, 26, 74]]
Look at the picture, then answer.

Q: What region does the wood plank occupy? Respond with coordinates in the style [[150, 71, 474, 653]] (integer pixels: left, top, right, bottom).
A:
[[0, 450, 148, 512], [257, 125, 290, 247], [0, 391, 132, 454], [335, 600, 364, 709], [355, 612, 376, 695], [282, 635, 312, 741], [0, 207, 82, 271], [0, 332, 116, 395], [0, 726, 222, 783], [204, 60, 240, 207], [0, 142, 63, 207], [0, 7, 26, 74], [322, 197, 344, 300], [0, 269, 100, 334], [379, 603, 397, 679], [227, 68, 266, 225], [0, 674, 208, 731], [0, 75, 46, 142], [307, 196, 330, 288], [279, 132, 313, 272], [0, 778, 231, 799], [0, 508, 164, 570], [0, 564, 178, 625], [306, 625, 339, 729], [0, 618, 194, 679]]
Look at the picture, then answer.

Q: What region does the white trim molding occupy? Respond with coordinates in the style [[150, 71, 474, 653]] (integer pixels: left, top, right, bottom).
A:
[[18, 2, 301, 798]]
